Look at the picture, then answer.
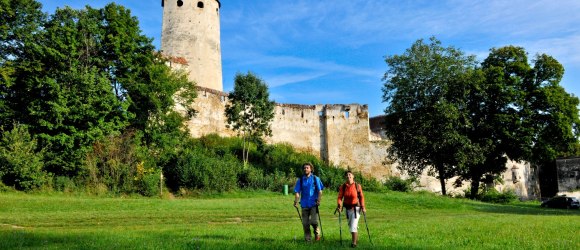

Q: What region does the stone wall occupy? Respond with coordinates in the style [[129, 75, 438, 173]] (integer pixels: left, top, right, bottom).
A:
[[555, 157, 580, 192], [185, 87, 390, 177]]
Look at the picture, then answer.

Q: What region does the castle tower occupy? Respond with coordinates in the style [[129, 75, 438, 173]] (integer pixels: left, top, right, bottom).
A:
[[161, 0, 223, 91]]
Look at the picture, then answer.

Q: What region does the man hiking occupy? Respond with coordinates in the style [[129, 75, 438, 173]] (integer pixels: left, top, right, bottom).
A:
[[337, 170, 366, 248], [293, 162, 324, 242]]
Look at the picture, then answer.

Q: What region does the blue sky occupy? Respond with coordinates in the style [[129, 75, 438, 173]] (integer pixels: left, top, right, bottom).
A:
[[39, 0, 580, 117]]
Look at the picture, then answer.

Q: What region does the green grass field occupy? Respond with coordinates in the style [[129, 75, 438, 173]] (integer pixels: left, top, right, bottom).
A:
[[0, 191, 578, 249]]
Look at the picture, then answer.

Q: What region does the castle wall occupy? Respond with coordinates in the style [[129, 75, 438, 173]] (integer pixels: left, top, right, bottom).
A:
[[185, 88, 390, 176], [268, 104, 321, 155], [555, 157, 580, 192], [185, 87, 234, 138]]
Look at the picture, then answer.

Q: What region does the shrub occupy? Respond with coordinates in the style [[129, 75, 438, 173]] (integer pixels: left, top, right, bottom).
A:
[[164, 147, 242, 192], [239, 167, 295, 191], [84, 131, 146, 194], [384, 176, 415, 192], [478, 188, 518, 204], [53, 176, 77, 193], [0, 125, 47, 191], [134, 162, 163, 197]]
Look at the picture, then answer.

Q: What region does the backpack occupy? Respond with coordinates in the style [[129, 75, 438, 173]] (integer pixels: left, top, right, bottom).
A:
[[340, 182, 362, 207], [298, 175, 324, 193]]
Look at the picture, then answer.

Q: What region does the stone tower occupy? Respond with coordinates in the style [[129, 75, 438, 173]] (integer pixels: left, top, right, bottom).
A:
[[161, 0, 223, 91]]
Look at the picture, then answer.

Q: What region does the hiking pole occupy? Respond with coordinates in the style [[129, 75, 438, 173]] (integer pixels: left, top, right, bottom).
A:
[[316, 205, 324, 241], [362, 209, 373, 246], [294, 204, 301, 223], [334, 207, 343, 246]]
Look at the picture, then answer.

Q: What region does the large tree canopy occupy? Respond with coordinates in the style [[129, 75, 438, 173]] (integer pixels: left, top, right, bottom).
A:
[[383, 38, 580, 197], [463, 46, 580, 197], [1, 2, 196, 176], [382, 37, 481, 195]]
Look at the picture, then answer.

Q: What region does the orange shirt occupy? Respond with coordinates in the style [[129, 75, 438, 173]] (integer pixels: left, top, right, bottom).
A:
[[337, 182, 365, 208]]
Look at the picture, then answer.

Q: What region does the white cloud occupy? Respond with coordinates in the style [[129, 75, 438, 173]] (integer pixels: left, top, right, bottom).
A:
[[520, 35, 580, 66], [264, 72, 328, 88]]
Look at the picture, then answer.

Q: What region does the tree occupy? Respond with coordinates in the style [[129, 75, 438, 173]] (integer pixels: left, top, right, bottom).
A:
[[462, 47, 580, 197], [2, 2, 196, 176], [225, 72, 275, 167], [382, 37, 482, 195], [0, 0, 46, 127], [383, 39, 579, 198]]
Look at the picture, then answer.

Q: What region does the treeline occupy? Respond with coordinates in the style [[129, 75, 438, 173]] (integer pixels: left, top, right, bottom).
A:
[[0, 1, 380, 195]]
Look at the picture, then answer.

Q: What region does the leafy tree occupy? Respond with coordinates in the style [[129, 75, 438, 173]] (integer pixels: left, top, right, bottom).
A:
[[2, 2, 196, 177], [225, 72, 275, 167], [463, 46, 580, 197], [382, 37, 481, 195], [0, 0, 46, 128], [383, 40, 580, 198], [0, 0, 45, 62]]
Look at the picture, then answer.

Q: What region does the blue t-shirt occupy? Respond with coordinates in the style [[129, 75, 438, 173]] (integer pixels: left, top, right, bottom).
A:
[[294, 175, 324, 208]]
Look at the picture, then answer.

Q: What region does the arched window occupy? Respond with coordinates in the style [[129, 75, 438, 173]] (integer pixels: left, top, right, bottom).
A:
[[177, 0, 183, 7], [197, 1, 204, 8]]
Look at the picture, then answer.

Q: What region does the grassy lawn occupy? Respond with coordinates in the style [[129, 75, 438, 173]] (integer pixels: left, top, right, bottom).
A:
[[0, 190, 578, 249]]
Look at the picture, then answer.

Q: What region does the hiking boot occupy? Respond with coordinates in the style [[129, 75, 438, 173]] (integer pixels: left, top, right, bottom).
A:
[[350, 243, 357, 248], [315, 235, 321, 241]]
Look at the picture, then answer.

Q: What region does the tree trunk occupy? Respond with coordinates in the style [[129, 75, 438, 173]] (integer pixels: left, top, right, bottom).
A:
[[470, 174, 481, 199], [242, 136, 248, 168], [436, 163, 447, 195]]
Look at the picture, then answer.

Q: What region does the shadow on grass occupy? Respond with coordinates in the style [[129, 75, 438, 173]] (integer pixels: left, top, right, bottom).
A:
[[471, 202, 580, 216], [0, 229, 432, 250]]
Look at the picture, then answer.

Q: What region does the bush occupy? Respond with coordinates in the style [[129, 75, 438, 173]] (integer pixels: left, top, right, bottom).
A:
[[164, 147, 242, 192], [239, 167, 295, 191], [53, 176, 77, 193], [478, 188, 518, 204], [0, 125, 47, 191], [134, 162, 163, 197], [83, 131, 147, 194], [384, 176, 415, 192]]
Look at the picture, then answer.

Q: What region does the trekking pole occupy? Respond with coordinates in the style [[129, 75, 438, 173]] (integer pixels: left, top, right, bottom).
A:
[[334, 207, 343, 246], [316, 205, 324, 241], [294, 204, 301, 223], [362, 209, 373, 245]]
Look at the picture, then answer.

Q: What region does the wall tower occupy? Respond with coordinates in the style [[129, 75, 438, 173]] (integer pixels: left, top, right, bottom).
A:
[[161, 0, 223, 91]]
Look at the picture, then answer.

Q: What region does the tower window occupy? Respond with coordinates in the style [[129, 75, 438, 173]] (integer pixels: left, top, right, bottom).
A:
[[197, 1, 204, 8], [177, 0, 183, 7]]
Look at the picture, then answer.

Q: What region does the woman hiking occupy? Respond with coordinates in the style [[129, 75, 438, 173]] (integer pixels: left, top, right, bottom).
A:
[[336, 170, 366, 248]]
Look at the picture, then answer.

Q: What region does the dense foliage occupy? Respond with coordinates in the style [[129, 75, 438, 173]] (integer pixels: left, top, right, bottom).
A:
[[383, 37, 479, 195], [0, 1, 195, 193], [383, 37, 580, 198]]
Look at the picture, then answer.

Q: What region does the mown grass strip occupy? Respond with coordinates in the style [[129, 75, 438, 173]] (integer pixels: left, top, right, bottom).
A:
[[0, 191, 578, 249]]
